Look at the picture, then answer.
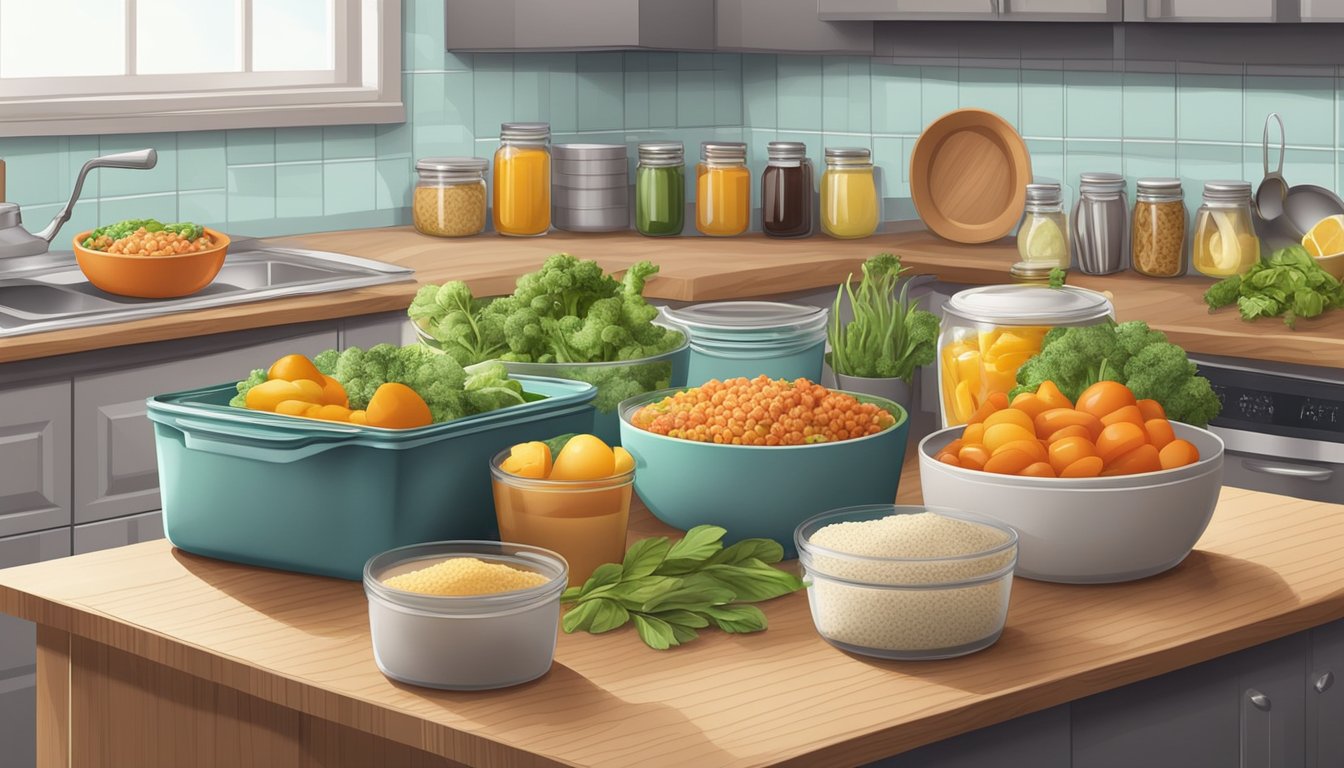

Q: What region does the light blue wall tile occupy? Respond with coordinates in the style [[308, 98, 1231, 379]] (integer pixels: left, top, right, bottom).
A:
[[1026, 139, 1066, 201], [99, 134, 178, 197], [679, 53, 714, 71], [226, 129, 275, 165], [0, 136, 66, 205], [1065, 71, 1122, 140], [178, 190, 227, 223], [412, 71, 474, 160], [648, 52, 677, 71], [65, 137, 101, 194], [473, 54, 514, 138], [1021, 69, 1064, 139], [742, 54, 777, 129], [546, 54, 579, 133], [406, 0, 467, 72], [577, 53, 624, 131], [376, 157, 414, 210], [1244, 145, 1334, 192], [677, 69, 716, 128], [1122, 73, 1176, 141], [1243, 76, 1334, 149], [324, 160, 376, 216], [1122, 141, 1177, 201], [376, 120, 412, 159], [873, 136, 906, 198], [100, 193, 176, 225], [323, 125, 376, 160], [959, 67, 1019, 129], [1176, 143, 1244, 195], [848, 57, 871, 134], [715, 55, 743, 127], [24, 200, 98, 240], [777, 55, 823, 132], [1177, 74, 1243, 143], [920, 66, 958, 130], [823, 58, 852, 133], [871, 63, 921, 136], [275, 128, 324, 162], [623, 52, 650, 130], [648, 69, 679, 128], [226, 165, 276, 223], [177, 131, 226, 191], [512, 53, 547, 123], [1065, 140, 1123, 206], [276, 163, 324, 218]]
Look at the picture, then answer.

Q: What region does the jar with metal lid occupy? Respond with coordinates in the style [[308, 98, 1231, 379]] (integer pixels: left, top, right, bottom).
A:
[[761, 141, 813, 238], [696, 142, 750, 236], [820, 147, 879, 239], [635, 142, 685, 237], [1015, 183, 1068, 269], [937, 285, 1115, 427], [412, 157, 488, 238], [1192, 180, 1260, 278], [1131, 178, 1188, 278], [492, 122, 551, 237], [1071, 172, 1128, 275]]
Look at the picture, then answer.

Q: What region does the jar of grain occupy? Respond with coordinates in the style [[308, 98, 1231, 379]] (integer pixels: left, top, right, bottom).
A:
[[412, 157, 488, 238], [1131, 178, 1187, 278]]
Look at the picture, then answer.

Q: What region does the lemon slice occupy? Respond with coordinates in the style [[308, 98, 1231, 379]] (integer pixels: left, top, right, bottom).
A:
[[1018, 217, 1067, 264], [1209, 211, 1242, 272], [1303, 214, 1344, 257]]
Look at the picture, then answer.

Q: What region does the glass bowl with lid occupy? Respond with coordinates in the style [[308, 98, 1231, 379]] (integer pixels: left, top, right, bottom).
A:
[[663, 301, 829, 384], [937, 284, 1114, 427]]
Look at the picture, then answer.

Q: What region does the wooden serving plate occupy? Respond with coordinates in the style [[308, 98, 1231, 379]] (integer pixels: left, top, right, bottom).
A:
[[911, 108, 1032, 244]]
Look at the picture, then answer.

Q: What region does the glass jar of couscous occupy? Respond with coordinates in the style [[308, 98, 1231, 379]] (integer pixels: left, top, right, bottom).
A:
[[412, 157, 488, 238], [493, 122, 552, 237]]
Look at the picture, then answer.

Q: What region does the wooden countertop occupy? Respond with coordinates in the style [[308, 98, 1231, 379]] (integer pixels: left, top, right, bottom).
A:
[[3, 458, 1344, 767], [2, 227, 1341, 368]]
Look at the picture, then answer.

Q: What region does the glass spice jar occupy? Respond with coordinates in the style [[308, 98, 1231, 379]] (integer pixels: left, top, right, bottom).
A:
[[1131, 178, 1188, 278], [1015, 183, 1069, 269], [412, 157, 489, 238], [492, 122, 551, 237], [696, 142, 750, 236], [1192, 181, 1260, 278], [820, 147, 879, 239], [635, 142, 685, 237], [761, 141, 812, 238]]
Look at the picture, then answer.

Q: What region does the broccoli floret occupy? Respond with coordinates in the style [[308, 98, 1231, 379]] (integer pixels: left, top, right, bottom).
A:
[[229, 368, 268, 408], [1163, 375, 1222, 428], [1123, 343, 1196, 407], [567, 359, 675, 413], [1113, 321, 1169, 359], [412, 282, 507, 366], [1010, 324, 1127, 402], [620, 260, 661, 297], [514, 253, 619, 319], [312, 349, 339, 376]]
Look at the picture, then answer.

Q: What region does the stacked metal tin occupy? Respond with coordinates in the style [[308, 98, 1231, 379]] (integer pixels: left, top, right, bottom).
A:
[[552, 144, 629, 232]]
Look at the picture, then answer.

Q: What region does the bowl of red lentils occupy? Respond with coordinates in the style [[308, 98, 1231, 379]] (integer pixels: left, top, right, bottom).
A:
[[617, 376, 910, 556], [73, 222, 229, 298]]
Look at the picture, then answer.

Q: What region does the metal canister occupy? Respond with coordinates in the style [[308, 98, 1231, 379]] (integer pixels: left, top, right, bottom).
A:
[[1071, 172, 1129, 275]]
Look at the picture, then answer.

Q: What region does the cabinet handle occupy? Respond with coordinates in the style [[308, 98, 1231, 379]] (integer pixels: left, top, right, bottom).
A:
[[1243, 459, 1334, 482], [1316, 671, 1335, 693], [1247, 689, 1271, 711]]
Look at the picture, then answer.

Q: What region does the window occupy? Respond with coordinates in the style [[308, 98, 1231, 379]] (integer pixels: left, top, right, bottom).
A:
[[0, 0, 401, 136]]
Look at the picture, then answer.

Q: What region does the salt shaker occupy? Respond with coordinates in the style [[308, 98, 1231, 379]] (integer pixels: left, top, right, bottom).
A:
[[1071, 173, 1129, 275]]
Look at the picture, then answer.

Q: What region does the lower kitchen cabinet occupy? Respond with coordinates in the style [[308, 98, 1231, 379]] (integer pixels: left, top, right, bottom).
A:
[[874, 705, 1070, 767], [73, 510, 164, 555], [0, 529, 70, 768], [0, 381, 71, 539], [1309, 621, 1344, 767]]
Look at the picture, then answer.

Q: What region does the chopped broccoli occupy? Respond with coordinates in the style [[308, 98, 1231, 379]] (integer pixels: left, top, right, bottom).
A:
[[410, 282, 507, 366], [1010, 323, 1127, 402], [1048, 267, 1067, 288], [462, 361, 529, 413], [82, 218, 203, 248], [229, 368, 268, 408]]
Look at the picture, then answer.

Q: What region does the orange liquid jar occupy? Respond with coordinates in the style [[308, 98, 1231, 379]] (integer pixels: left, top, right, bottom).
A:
[[492, 122, 551, 236], [696, 141, 750, 236]]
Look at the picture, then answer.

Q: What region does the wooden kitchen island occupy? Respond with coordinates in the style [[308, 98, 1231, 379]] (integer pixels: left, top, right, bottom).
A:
[[3, 456, 1344, 768]]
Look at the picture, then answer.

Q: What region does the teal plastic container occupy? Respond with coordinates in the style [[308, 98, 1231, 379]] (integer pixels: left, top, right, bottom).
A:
[[147, 376, 595, 580], [664, 301, 828, 386], [686, 335, 824, 385], [617, 387, 909, 556]]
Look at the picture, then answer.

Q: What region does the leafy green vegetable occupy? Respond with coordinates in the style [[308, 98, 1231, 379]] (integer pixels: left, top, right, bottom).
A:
[[1048, 267, 1068, 288], [560, 525, 804, 650], [230, 344, 533, 423], [1010, 320, 1222, 427], [828, 253, 940, 383], [82, 218, 203, 248], [1204, 245, 1344, 328]]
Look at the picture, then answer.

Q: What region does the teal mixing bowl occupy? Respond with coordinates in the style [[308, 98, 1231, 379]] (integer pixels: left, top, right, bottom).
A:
[[617, 387, 909, 556]]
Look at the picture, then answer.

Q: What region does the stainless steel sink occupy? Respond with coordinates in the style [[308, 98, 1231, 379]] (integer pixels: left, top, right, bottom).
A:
[[0, 238, 414, 337]]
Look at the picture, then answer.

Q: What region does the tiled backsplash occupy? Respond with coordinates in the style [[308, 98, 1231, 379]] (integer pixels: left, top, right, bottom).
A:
[[1, 0, 1341, 238]]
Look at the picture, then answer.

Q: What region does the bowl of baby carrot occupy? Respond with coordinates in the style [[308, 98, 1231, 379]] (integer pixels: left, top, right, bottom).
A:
[[918, 380, 1224, 585]]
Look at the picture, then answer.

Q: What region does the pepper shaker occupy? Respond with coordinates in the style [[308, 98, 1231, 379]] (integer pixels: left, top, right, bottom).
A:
[[1071, 173, 1129, 276]]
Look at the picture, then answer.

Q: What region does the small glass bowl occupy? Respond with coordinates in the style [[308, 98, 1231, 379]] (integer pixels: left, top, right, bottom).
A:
[[795, 504, 1018, 660]]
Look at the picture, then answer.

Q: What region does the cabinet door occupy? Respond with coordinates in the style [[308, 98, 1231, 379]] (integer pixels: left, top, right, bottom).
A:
[[1308, 620, 1344, 768], [870, 705, 1070, 768], [1001, 0, 1122, 19], [1301, 0, 1344, 19], [0, 381, 70, 538], [73, 329, 337, 524], [0, 529, 71, 768], [73, 510, 163, 555], [818, 0, 999, 21], [1238, 634, 1309, 768], [1128, 0, 1277, 21]]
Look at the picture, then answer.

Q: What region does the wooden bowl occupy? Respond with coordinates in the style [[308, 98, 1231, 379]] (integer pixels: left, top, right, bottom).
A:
[[72, 228, 229, 299], [911, 109, 1032, 244], [1315, 252, 1344, 280]]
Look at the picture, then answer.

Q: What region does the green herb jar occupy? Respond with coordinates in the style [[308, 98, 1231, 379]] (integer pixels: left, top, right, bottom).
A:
[[635, 142, 685, 237]]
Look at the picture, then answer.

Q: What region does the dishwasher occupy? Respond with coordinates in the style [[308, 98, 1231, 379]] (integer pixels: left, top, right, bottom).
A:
[[1191, 353, 1344, 504]]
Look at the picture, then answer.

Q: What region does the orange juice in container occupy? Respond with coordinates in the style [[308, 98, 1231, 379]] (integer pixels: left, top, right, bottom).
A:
[[493, 122, 551, 236], [937, 285, 1113, 427]]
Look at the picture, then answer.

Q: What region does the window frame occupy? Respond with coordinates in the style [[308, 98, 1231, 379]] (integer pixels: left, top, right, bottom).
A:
[[0, 0, 401, 137]]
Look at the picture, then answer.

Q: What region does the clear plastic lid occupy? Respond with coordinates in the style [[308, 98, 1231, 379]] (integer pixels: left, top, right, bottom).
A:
[[662, 301, 828, 336], [943, 285, 1113, 325]]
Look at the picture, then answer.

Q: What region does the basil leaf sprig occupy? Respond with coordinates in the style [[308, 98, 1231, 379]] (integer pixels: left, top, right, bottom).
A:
[[560, 525, 805, 650]]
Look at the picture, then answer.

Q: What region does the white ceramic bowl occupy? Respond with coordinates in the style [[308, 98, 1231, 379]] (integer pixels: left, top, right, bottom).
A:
[[918, 423, 1224, 584]]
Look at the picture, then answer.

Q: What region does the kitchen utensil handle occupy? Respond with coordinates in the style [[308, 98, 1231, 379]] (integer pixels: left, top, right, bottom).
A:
[[1262, 113, 1284, 178], [1243, 458, 1333, 482], [35, 149, 158, 244]]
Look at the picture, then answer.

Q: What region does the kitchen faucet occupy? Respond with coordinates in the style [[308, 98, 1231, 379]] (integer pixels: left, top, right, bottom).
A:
[[0, 148, 157, 260]]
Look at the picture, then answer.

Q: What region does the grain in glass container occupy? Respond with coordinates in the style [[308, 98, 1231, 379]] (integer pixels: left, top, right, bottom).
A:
[[820, 147, 879, 239], [493, 122, 551, 237], [696, 142, 750, 236], [1131, 178, 1188, 278], [1192, 181, 1260, 278], [412, 157, 488, 238]]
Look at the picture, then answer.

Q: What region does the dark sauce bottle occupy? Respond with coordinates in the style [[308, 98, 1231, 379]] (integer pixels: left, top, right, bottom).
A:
[[761, 141, 812, 238]]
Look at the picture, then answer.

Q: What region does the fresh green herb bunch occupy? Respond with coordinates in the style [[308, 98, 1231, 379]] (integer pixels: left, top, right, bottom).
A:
[[1204, 245, 1344, 328], [828, 253, 939, 383], [82, 218, 204, 248], [561, 525, 805, 650], [1048, 267, 1068, 288]]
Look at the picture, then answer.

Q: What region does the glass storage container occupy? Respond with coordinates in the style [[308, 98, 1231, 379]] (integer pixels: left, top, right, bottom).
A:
[[696, 141, 750, 237], [492, 122, 551, 237], [1015, 183, 1068, 269], [761, 141, 813, 238], [1192, 181, 1260, 278], [1131, 178, 1188, 278], [937, 285, 1114, 427], [635, 142, 685, 237], [1071, 172, 1128, 275], [820, 147, 879, 239], [412, 157, 489, 238]]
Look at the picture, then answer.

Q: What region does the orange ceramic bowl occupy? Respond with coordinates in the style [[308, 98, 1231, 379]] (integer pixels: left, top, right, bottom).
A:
[[72, 227, 229, 298]]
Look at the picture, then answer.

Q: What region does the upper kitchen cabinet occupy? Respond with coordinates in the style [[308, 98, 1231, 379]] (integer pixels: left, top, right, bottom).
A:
[[717, 0, 873, 54], [1121, 0, 1333, 21], [818, 0, 1121, 21], [1300, 0, 1344, 19], [444, 0, 717, 52]]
